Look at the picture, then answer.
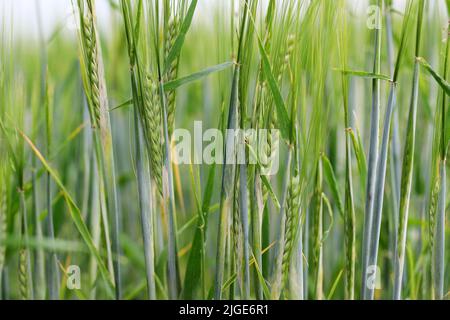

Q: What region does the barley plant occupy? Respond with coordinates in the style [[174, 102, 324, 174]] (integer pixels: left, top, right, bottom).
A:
[[0, 0, 449, 300]]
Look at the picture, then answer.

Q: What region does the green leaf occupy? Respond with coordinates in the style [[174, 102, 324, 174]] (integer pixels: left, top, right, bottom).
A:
[[1, 235, 85, 253], [327, 269, 344, 300], [348, 128, 367, 189], [321, 192, 334, 242], [164, 62, 234, 91], [394, 0, 425, 299], [221, 274, 238, 293], [164, 0, 198, 74], [183, 105, 225, 299], [0, 118, 19, 174], [20, 131, 115, 293], [251, 251, 271, 299], [417, 57, 450, 96], [249, 14, 291, 141], [182, 157, 217, 299], [260, 174, 281, 209], [392, 1, 413, 82], [337, 69, 392, 82], [133, 0, 143, 50], [321, 155, 344, 218]]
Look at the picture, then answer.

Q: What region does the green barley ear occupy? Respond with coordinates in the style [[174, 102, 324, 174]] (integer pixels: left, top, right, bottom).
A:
[[164, 16, 180, 63], [0, 171, 6, 279], [81, 12, 101, 128], [231, 174, 243, 297], [428, 173, 440, 260], [18, 249, 29, 300], [312, 159, 324, 300], [144, 74, 164, 196], [271, 148, 293, 300], [277, 33, 295, 83], [281, 171, 300, 294], [165, 16, 181, 136], [261, 118, 279, 204]]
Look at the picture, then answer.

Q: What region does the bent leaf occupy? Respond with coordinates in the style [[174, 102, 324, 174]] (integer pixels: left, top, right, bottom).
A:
[[164, 62, 234, 91], [417, 57, 450, 96], [20, 131, 115, 293], [337, 69, 392, 82]]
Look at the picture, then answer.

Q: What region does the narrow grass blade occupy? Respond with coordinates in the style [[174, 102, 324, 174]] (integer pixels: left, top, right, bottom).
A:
[[214, 65, 240, 300], [361, 0, 383, 299], [20, 131, 115, 294], [163, 62, 234, 91], [321, 154, 344, 218], [394, 0, 425, 300], [434, 31, 449, 301], [249, 13, 291, 141], [347, 128, 367, 190], [339, 69, 392, 82], [133, 109, 156, 299], [417, 57, 450, 96]]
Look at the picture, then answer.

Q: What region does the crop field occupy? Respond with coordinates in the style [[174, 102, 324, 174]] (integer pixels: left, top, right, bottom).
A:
[[0, 0, 449, 300]]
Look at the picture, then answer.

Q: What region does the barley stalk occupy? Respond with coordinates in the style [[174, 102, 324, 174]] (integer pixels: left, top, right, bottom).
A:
[[77, 0, 121, 298], [215, 65, 240, 300], [393, 0, 425, 300], [361, 0, 383, 299], [338, 2, 356, 299], [88, 156, 101, 299], [434, 27, 449, 300], [312, 159, 324, 300], [214, 0, 250, 300], [120, 0, 157, 299], [44, 74, 59, 300]]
